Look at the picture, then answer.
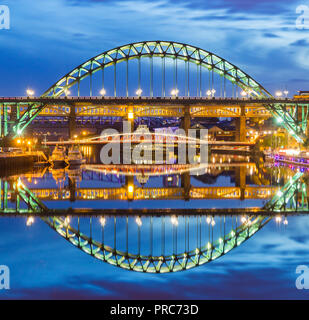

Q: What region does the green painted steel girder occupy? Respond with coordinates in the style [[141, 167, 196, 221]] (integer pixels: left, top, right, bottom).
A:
[[4, 40, 309, 143]]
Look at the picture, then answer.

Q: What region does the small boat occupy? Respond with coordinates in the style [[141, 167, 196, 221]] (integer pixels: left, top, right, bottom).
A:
[[50, 146, 67, 168], [67, 146, 84, 167]]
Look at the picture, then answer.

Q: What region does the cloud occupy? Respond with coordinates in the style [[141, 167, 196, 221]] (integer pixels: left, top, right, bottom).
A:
[[0, 0, 308, 95], [290, 38, 309, 46]]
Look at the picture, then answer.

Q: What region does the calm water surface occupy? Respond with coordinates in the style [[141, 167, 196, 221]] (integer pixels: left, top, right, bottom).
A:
[[1, 153, 309, 299]]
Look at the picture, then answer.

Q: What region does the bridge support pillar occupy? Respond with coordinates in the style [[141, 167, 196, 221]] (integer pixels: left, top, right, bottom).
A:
[[235, 166, 246, 201], [235, 112, 246, 142], [68, 176, 76, 202], [181, 106, 191, 164], [10, 104, 17, 135], [181, 106, 191, 136], [69, 106, 76, 139], [181, 172, 191, 201]]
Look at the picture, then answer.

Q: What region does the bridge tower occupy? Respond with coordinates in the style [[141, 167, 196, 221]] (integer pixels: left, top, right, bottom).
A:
[[235, 166, 246, 200], [235, 106, 246, 142], [69, 106, 76, 139]]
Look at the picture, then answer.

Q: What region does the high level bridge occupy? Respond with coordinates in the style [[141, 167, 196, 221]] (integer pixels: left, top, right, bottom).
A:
[[0, 41, 308, 143]]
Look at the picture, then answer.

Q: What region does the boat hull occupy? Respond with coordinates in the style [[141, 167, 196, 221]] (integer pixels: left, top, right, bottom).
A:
[[51, 160, 67, 168], [68, 159, 83, 167]]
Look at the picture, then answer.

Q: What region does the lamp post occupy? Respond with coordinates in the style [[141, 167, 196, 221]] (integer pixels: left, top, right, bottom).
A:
[[26, 89, 35, 97]]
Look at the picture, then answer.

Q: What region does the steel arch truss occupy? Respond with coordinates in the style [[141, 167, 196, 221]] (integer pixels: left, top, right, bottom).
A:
[[42, 41, 271, 98], [265, 171, 308, 212], [264, 103, 309, 143], [42, 215, 270, 273], [6, 40, 307, 143]]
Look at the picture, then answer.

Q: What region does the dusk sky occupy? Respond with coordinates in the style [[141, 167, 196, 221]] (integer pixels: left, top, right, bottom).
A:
[[0, 0, 309, 96]]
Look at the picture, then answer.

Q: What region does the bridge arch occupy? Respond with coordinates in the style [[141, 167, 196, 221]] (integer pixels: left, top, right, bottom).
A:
[[42, 215, 270, 273], [42, 41, 271, 98]]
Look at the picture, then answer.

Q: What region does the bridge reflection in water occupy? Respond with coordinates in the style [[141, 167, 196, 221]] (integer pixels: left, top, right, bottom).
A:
[[1, 159, 309, 273]]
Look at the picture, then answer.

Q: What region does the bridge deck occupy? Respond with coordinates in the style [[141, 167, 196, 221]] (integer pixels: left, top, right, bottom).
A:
[[0, 207, 307, 217], [1, 96, 309, 105]]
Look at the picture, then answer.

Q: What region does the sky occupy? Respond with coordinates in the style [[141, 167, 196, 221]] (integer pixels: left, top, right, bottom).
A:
[[0, 0, 309, 96]]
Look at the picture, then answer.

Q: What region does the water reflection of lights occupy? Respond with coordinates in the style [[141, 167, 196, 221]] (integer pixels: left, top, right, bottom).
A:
[[26, 216, 35, 227]]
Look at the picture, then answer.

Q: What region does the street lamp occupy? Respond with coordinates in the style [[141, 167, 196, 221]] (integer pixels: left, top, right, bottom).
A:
[[171, 89, 179, 97], [241, 90, 247, 97], [26, 89, 35, 97], [211, 89, 216, 97], [275, 91, 283, 98], [206, 90, 212, 97], [136, 88, 143, 97], [283, 90, 289, 98], [135, 216, 142, 227], [100, 88, 106, 96], [64, 89, 71, 96]]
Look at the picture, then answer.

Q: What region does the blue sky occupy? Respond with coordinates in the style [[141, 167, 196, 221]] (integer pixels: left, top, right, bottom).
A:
[[0, 0, 309, 96]]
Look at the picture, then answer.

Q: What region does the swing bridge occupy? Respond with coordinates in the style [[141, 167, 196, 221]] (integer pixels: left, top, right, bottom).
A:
[[0, 41, 309, 143]]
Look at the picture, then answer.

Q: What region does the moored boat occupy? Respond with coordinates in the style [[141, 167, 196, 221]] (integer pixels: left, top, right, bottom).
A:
[[67, 146, 84, 167], [50, 146, 67, 168]]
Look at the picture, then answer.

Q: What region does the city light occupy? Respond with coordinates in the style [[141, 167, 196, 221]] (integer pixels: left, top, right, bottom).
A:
[[283, 90, 289, 97], [171, 215, 179, 226], [100, 88, 106, 96], [241, 216, 247, 223], [64, 89, 71, 96], [128, 112, 134, 120], [136, 88, 143, 96], [99, 217, 106, 227], [26, 89, 35, 97], [26, 216, 35, 227], [171, 89, 179, 97], [275, 91, 283, 98], [275, 216, 282, 223], [64, 217, 70, 226], [206, 90, 212, 96], [135, 216, 142, 227], [241, 90, 247, 97]]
